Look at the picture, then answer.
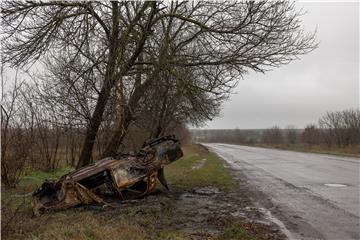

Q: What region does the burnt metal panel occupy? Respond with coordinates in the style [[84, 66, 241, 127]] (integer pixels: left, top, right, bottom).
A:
[[32, 135, 183, 215]]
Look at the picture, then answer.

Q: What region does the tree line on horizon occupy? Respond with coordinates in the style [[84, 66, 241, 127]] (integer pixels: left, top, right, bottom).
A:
[[192, 109, 360, 150]]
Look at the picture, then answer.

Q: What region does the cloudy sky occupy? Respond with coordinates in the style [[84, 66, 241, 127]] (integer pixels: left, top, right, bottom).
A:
[[199, 1, 359, 129]]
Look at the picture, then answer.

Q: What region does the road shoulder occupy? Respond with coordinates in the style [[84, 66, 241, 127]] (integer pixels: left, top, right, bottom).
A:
[[204, 143, 360, 240]]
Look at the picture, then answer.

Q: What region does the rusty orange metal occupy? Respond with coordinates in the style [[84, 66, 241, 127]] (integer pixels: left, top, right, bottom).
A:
[[32, 135, 183, 216]]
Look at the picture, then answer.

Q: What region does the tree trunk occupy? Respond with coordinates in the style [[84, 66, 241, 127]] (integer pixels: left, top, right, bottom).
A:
[[77, 2, 120, 169], [102, 107, 133, 158], [102, 78, 153, 157], [1, 162, 11, 187], [76, 73, 115, 168], [77, 2, 156, 167]]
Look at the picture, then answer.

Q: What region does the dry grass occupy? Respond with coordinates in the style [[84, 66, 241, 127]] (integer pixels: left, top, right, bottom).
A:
[[28, 212, 147, 240]]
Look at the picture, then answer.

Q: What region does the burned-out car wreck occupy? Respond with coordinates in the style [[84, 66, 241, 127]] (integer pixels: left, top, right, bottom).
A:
[[32, 135, 183, 216]]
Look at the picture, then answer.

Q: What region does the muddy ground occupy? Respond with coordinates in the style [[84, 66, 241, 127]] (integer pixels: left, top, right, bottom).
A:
[[64, 185, 285, 240], [2, 181, 286, 240]]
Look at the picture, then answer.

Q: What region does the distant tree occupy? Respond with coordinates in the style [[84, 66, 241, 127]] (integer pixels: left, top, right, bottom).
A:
[[285, 125, 298, 145], [320, 128, 334, 148], [262, 126, 283, 145], [234, 128, 246, 144], [301, 124, 320, 146], [341, 109, 360, 146], [319, 109, 360, 148]]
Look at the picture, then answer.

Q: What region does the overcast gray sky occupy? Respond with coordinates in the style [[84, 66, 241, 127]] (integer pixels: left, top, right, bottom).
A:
[[199, 1, 359, 130]]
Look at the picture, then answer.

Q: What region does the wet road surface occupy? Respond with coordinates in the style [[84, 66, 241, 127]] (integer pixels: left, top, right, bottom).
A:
[[203, 143, 360, 240]]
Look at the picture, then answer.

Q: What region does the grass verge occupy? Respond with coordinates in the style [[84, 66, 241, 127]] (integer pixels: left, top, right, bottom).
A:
[[166, 144, 234, 190], [1, 144, 275, 240], [254, 144, 360, 158]]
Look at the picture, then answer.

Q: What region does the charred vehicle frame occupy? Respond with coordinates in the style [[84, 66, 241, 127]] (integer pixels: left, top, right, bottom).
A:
[[32, 135, 183, 216]]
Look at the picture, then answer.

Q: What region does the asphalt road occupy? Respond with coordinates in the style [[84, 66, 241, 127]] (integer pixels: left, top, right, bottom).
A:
[[202, 143, 360, 240]]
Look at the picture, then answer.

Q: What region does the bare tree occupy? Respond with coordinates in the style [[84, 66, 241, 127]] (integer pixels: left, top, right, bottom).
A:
[[340, 109, 360, 146], [102, 1, 318, 157], [2, 1, 317, 168], [1, 69, 31, 187], [285, 125, 298, 145], [319, 109, 360, 148], [2, 1, 158, 168], [301, 124, 320, 147], [130, 66, 222, 140], [262, 126, 283, 145]]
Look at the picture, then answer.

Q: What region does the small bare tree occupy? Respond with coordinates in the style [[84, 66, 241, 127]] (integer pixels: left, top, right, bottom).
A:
[[285, 125, 298, 145], [319, 109, 360, 148], [262, 126, 283, 145], [1, 69, 32, 187], [301, 124, 320, 147]]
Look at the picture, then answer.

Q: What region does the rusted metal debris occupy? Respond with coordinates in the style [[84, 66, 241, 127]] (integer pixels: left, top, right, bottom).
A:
[[32, 135, 183, 216]]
